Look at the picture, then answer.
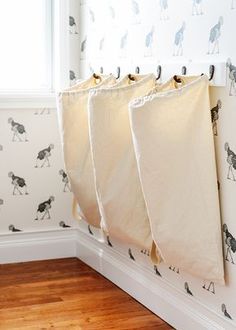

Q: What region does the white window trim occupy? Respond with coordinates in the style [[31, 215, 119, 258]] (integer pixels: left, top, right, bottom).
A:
[[0, 0, 70, 109]]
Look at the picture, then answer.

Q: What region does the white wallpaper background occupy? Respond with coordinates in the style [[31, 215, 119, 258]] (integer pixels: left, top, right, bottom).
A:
[[0, 0, 80, 233], [78, 0, 236, 326]]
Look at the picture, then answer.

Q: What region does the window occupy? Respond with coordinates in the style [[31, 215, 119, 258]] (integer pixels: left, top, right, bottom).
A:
[[0, 0, 52, 93]]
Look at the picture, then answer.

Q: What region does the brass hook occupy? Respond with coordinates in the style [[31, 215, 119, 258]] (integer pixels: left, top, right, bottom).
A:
[[93, 72, 101, 82], [173, 75, 182, 83], [128, 73, 136, 81]]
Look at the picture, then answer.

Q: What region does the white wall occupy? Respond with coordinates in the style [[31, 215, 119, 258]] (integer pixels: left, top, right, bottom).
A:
[[78, 0, 236, 326]]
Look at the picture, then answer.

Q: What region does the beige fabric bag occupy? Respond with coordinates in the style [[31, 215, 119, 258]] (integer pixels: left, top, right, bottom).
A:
[[64, 75, 102, 91], [57, 75, 117, 228], [129, 75, 225, 283], [88, 74, 157, 250]]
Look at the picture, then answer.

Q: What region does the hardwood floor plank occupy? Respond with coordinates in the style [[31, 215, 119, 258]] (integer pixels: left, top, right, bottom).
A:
[[0, 258, 173, 330]]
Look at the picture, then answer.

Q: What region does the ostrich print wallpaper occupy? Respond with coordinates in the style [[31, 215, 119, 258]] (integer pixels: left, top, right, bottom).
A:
[[0, 0, 79, 233], [77, 0, 236, 327], [0, 108, 75, 233], [69, 1, 80, 86]]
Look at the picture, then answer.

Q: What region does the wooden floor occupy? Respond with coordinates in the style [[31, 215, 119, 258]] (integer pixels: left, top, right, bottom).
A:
[[0, 258, 173, 330]]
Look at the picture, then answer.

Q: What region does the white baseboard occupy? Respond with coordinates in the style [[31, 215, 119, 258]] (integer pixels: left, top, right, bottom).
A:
[[76, 229, 235, 330], [0, 228, 235, 330], [0, 228, 77, 264]]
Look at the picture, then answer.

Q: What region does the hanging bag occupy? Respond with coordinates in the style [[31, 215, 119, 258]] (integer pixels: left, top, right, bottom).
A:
[[88, 74, 160, 252], [57, 75, 117, 228], [129, 75, 224, 283]]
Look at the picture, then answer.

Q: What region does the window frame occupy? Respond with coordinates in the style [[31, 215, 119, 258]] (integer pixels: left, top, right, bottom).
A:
[[0, 0, 70, 108]]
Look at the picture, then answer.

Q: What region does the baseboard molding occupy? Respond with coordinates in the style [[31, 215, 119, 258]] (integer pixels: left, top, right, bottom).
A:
[[76, 229, 235, 330], [0, 229, 77, 264], [0, 228, 235, 330]]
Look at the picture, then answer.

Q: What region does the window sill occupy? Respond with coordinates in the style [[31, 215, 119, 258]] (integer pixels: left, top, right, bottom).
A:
[[0, 92, 56, 109]]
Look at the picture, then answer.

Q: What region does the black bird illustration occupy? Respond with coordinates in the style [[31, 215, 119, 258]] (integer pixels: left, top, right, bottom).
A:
[[8, 172, 28, 195], [8, 118, 28, 142], [35, 144, 54, 168], [128, 248, 135, 261], [81, 36, 87, 52], [89, 8, 95, 23], [99, 37, 105, 51], [169, 265, 180, 273], [35, 196, 55, 220], [221, 304, 233, 320], [184, 282, 193, 296], [59, 169, 71, 192], [108, 6, 115, 19], [224, 142, 236, 181], [69, 16, 78, 34], [173, 22, 186, 56], [207, 17, 223, 55], [132, 0, 140, 15], [159, 0, 169, 20], [9, 224, 22, 232], [223, 224, 236, 264], [226, 58, 236, 96], [145, 26, 154, 56], [88, 225, 93, 235], [211, 100, 222, 136], [202, 281, 215, 294], [192, 0, 203, 16], [59, 221, 71, 228], [107, 236, 113, 247], [120, 31, 128, 49], [154, 265, 162, 277]]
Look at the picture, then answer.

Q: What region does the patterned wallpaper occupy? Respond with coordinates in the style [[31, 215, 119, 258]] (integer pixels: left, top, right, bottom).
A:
[[69, 1, 80, 86], [78, 0, 236, 325], [0, 0, 80, 233], [0, 108, 75, 232]]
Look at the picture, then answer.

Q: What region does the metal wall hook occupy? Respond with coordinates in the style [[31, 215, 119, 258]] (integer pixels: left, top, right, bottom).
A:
[[128, 73, 136, 81], [116, 66, 121, 79], [181, 66, 187, 75], [173, 75, 182, 83], [156, 65, 162, 80], [93, 72, 101, 80], [135, 66, 140, 74], [209, 64, 215, 81], [100, 66, 104, 74]]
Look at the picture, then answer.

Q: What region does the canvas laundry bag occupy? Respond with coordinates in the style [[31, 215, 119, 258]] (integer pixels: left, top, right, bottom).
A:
[[57, 74, 117, 228], [129, 75, 225, 283], [88, 74, 158, 251]]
